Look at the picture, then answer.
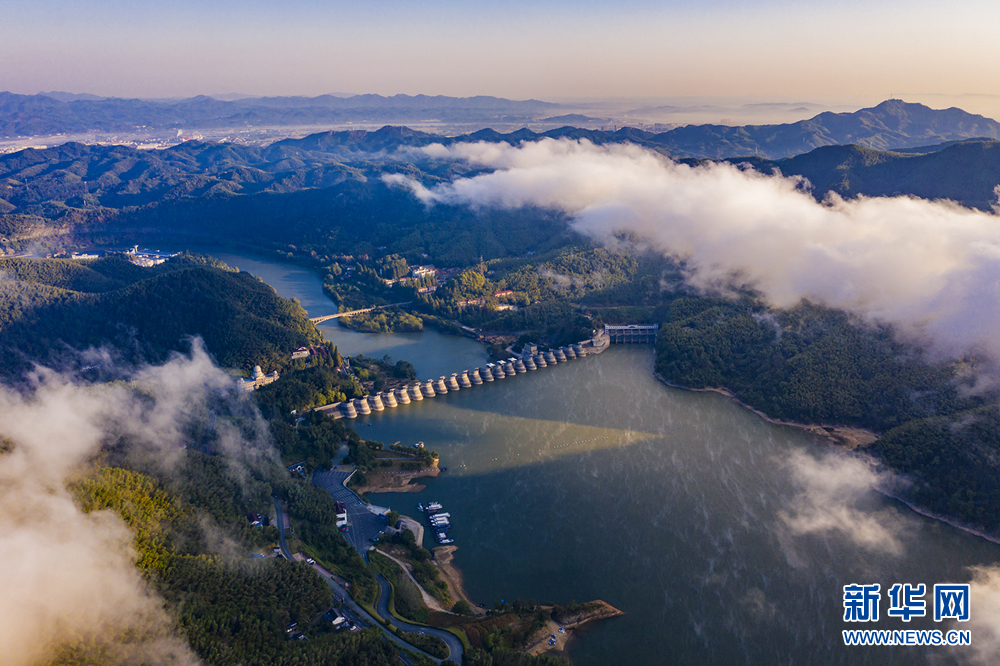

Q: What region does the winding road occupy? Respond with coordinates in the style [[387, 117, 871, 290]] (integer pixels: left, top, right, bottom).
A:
[[373, 572, 465, 662], [273, 497, 463, 665]]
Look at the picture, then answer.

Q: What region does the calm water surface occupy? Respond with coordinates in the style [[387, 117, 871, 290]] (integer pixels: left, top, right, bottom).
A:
[[208, 247, 999, 665], [176, 246, 490, 377]]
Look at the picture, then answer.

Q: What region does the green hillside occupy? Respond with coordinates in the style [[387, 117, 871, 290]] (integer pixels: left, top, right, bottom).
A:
[[0, 253, 319, 377], [739, 139, 1000, 210]]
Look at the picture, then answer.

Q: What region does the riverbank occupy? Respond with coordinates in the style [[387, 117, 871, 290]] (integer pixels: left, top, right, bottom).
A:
[[653, 373, 879, 449]]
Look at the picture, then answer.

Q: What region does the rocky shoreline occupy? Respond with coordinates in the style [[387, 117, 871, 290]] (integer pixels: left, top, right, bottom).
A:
[[652, 372, 1000, 548], [525, 601, 625, 657], [351, 460, 440, 494], [653, 372, 879, 449]]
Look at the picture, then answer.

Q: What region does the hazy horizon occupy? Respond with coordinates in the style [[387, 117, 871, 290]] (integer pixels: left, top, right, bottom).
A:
[[4, 0, 1000, 120], [6, 90, 1000, 130]]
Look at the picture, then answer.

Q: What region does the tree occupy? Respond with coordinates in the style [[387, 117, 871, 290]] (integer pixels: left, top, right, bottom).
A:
[[452, 600, 473, 616], [393, 360, 416, 379]]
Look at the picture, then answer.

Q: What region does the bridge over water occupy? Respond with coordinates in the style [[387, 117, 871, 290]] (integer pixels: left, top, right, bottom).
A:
[[309, 301, 412, 324]]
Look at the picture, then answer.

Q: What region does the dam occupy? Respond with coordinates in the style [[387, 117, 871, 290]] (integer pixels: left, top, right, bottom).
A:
[[604, 323, 659, 344], [315, 330, 611, 420], [191, 248, 1000, 666]]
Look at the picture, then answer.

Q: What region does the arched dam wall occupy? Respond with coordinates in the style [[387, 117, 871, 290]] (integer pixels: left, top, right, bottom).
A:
[[314, 330, 614, 420]]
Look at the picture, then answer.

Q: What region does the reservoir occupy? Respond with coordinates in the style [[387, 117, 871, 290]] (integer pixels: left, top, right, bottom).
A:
[[194, 248, 491, 377], [208, 246, 1000, 665]]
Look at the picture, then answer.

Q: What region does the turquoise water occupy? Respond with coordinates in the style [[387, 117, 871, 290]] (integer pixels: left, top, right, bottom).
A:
[[210, 247, 999, 665]]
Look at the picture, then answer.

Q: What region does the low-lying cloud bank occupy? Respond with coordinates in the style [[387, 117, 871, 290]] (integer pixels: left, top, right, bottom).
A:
[[386, 139, 1000, 364], [777, 450, 908, 560], [0, 342, 270, 666]]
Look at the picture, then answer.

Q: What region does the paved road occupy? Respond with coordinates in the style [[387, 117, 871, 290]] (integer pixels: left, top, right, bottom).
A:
[[312, 469, 388, 553], [375, 572, 464, 662], [273, 496, 462, 664]]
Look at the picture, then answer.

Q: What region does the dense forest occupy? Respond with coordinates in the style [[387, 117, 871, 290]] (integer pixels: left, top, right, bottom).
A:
[[0, 253, 320, 378], [67, 452, 400, 666], [652, 295, 1000, 530]]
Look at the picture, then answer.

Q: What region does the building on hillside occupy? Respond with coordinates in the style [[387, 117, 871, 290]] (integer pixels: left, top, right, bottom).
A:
[[291, 346, 329, 361], [335, 501, 348, 527], [325, 609, 348, 629], [237, 366, 280, 392]]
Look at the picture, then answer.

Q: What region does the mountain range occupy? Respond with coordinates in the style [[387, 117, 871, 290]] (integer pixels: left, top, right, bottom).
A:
[[4, 115, 1000, 229], [3, 96, 1000, 160], [0, 92, 559, 137]]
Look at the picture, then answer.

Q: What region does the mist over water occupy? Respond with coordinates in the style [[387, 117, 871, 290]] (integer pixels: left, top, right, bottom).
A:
[[212, 249, 1000, 664], [362, 346, 998, 665]]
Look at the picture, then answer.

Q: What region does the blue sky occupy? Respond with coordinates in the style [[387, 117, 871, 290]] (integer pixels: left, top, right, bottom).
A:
[[2, 0, 998, 109]]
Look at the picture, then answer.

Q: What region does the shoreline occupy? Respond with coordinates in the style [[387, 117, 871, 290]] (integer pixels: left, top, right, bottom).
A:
[[879, 489, 1000, 547], [525, 601, 625, 657], [352, 460, 440, 494], [431, 545, 484, 614], [653, 372, 879, 449], [653, 372, 1000, 546]]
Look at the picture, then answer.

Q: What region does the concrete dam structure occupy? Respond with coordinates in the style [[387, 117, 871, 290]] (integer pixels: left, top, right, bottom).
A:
[[605, 324, 659, 344], [315, 329, 614, 420]]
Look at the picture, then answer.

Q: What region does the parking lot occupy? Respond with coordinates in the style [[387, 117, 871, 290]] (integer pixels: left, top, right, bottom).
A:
[[312, 468, 388, 557]]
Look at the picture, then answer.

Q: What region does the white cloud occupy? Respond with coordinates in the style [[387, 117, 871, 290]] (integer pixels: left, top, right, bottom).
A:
[[0, 341, 268, 666], [777, 450, 909, 559], [386, 139, 1000, 364], [962, 565, 1000, 664]]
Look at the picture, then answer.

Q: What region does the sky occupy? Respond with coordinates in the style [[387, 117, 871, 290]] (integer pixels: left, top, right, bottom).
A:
[[2, 0, 1000, 114]]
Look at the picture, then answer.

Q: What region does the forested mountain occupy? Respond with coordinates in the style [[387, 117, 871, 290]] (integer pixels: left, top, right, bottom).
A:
[[732, 139, 1000, 210], [0, 253, 319, 377], [4, 106, 1000, 231], [3, 103, 1000, 540]]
